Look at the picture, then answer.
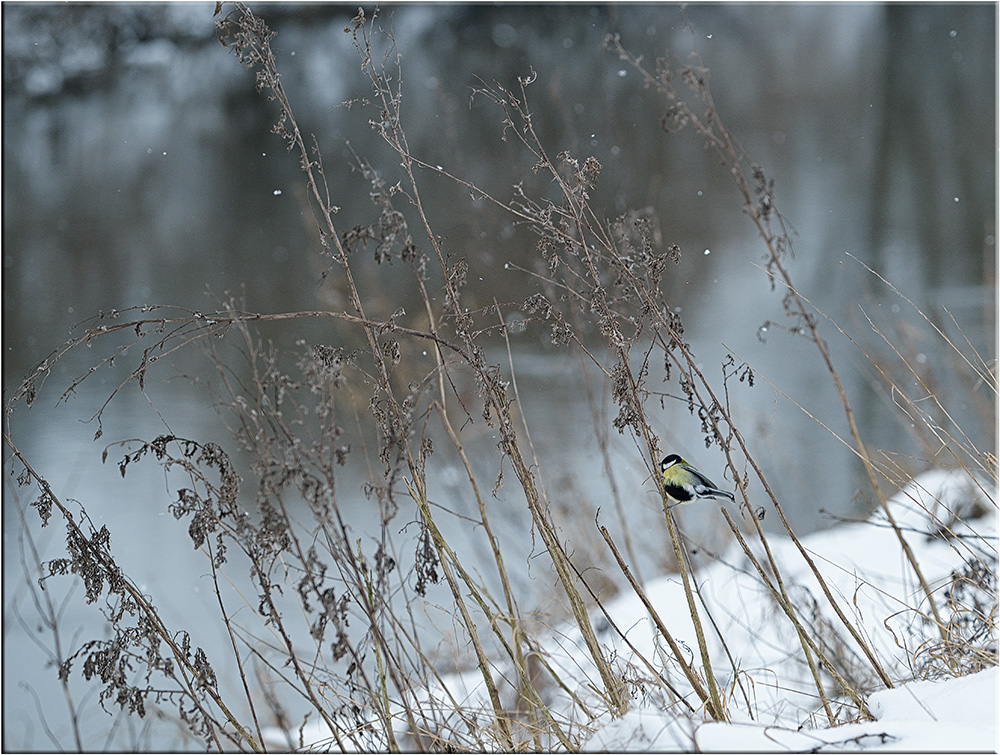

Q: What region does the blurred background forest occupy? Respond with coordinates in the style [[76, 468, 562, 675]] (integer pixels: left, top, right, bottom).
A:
[[5, 2, 994, 520]]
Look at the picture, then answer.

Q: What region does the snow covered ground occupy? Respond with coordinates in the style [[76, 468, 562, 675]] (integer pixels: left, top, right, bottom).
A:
[[585, 666, 997, 752], [266, 468, 997, 752], [576, 468, 997, 751]]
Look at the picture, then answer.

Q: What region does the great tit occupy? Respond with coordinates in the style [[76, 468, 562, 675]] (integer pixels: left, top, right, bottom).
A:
[[661, 454, 735, 510]]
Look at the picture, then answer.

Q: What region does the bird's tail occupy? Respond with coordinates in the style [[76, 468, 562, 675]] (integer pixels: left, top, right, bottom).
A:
[[706, 488, 735, 501]]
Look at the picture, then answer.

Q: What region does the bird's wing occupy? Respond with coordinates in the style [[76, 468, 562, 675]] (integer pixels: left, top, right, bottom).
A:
[[685, 465, 721, 491]]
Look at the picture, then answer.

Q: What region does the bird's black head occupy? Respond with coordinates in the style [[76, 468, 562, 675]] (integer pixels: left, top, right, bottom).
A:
[[661, 454, 682, 472]]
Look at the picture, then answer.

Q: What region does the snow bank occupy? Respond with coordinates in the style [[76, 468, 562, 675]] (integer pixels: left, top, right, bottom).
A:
[[690, 667, 997, 752], [577, 468, 997, 750]]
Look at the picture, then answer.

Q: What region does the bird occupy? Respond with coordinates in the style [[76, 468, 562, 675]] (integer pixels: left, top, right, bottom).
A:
[[660, 454, 735, 510]]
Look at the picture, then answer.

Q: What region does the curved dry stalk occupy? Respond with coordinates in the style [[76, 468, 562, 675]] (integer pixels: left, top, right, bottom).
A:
[[403, 476, 516, 750], [5, 439, 262, 752], [600, 525, 721, 718], [607, 30, 923, 684], [349, 12, 630, 717], [433, 400, 560, 749], [720, 509, 874, 719], [466, 58, 726, 723]]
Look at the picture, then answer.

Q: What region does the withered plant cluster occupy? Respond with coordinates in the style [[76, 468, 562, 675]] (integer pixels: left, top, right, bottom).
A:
[[5, 4, 995, 751]]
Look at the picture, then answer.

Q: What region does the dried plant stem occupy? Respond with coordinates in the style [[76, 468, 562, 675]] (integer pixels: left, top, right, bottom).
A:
[[203, 541, 266, 748], [5, 439, 261, 752], [352, 15, 629, 716], [11, 492, 86, 752], [600, 526, 720, 718], [684, 350, 895, 689], [482, 70, 719, 720], [404, 476, 516, 750], [606, 34, 904, 688], [764, 273, 947, 637], [721, 509, 870, 719], [510, 442, 629, 715], [434, 401, 558, 749]]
